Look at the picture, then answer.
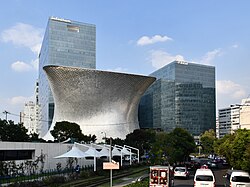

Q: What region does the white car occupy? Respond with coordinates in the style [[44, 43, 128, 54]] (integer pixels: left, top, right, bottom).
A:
[[194, 168, 215, 187], [224, 170, 250, 187], [174, 167, 189, 179]]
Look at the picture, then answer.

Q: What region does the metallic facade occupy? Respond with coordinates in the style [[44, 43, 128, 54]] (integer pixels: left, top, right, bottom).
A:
[[43, 65, 156, 140], [39, 17, 96, 136], [139, 61, 216, 136]]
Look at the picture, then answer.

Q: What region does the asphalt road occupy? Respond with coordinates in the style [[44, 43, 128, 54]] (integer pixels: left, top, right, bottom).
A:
[[174, 168, 228, 187], [111, 168, 229, 187]]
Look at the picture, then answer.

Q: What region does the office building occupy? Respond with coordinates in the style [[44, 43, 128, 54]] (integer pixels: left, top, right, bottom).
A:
[[217, 106, 240, 138], [42, 65, 155, 141], [38, 17, 96, 136], [217, 98, 250, 138], [139, 61, 216, 136]]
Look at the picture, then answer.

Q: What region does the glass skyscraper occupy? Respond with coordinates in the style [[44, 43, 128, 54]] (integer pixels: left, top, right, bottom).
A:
[[38, 17, 96, 136], [139, 61, 215, 136]]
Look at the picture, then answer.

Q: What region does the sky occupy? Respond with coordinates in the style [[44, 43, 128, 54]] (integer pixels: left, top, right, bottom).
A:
[[1, 0, 250, 122]]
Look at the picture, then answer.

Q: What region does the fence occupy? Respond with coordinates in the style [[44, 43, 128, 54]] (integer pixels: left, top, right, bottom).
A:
[[0, 165, 94, 186]]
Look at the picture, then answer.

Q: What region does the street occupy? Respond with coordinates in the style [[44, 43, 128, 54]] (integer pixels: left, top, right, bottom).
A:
[[174, 168, 227, 187]]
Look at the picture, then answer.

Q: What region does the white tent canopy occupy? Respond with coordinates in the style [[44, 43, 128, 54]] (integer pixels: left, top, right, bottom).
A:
[[112, 147, 122, 156], [84, 147, 102, 158], [54, 144, 90, 158], [99, 147, 110, 157], [121, 147, 134, 155]]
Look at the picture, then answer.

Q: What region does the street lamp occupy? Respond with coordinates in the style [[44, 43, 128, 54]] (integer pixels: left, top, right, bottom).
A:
[[101, 132, 106, 144]]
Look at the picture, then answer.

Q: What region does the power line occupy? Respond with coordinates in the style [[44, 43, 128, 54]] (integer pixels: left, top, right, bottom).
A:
[[1, 111, 130, 126], [1, 111, 51, 123], [2, 110, 10, 121]]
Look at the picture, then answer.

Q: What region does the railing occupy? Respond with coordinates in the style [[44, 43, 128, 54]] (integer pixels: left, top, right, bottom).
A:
[[0, 165, 94, 186]]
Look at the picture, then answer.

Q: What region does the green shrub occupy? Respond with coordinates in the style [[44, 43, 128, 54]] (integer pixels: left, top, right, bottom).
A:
[[43, 175, 66, 185]]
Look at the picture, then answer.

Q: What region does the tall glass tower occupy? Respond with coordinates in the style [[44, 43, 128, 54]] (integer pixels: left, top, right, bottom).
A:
[[139, 61, 215, 136], [38, 17, 96, 136]]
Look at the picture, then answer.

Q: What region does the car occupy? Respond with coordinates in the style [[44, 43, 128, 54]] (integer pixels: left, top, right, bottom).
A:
[[174, 166, 189, 179], [194, 168, 215, 187], [210, 161, 218, 168], [224, 170, 250, 187], [207, 160, 218, 169]]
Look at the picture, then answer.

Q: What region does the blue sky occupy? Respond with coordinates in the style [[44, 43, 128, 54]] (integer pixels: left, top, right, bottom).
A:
[[1, 0, 250, 122]]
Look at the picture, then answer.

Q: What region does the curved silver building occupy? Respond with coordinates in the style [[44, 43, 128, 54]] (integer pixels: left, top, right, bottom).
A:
[[42, 65, 155, 141]]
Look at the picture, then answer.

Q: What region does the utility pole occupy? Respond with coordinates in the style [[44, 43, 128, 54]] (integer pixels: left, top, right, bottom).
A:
[[110, 137, 112, 187], [3, 110, 10, 121]]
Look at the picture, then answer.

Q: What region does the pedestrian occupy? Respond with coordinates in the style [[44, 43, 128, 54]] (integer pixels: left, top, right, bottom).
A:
[[75, 164, 80, 174]]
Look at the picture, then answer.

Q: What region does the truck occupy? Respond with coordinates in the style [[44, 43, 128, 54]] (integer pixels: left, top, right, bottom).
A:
[[150, 165, 174, 187]]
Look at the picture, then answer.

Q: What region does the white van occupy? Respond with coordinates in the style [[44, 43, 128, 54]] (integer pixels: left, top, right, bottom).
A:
[[194, 168, 215, 187], [224, 170, 250, 187]]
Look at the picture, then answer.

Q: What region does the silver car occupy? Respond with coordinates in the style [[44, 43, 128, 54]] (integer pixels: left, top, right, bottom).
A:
[[174, 167, 189, 179]]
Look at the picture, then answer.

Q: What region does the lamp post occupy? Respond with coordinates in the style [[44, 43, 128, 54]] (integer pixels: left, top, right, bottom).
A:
[[101, 132, 106, 144], [109, 137, 112, 187]]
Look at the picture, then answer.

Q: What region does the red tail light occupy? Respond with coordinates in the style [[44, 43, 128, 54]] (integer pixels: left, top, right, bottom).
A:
[[230, 182, 232, 187], [194, 181, 196, 187]]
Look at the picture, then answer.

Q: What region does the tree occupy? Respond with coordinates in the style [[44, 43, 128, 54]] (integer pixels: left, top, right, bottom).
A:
[[149, 128, 195, 165], [29, 132, 44, 142], [125, 129, 156, 156], [81, 134, 97, 143], [106, 137, 125, 145], [200, 129, 216, 154], [214, 134, 233, 158], [50, 121, 96, 143], [149, 132, 173, 165], [0, 119, 30, 142], [168, 128, 196, 163], [214, 129, 250, 171]]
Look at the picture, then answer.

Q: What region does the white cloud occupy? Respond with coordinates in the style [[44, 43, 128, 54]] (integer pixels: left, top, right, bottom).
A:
[[200, 49, 222, 65], [11, 61, 32, 72], [231, 44, 239, 48], [11, 58, 39, 72], [10, 96, 33, 105], [11, 61, 33, 72], [1, 23, 43, 55], [149, 50, 185, 69], [216, 80, 246, 99], [137, 35, 172, 46]]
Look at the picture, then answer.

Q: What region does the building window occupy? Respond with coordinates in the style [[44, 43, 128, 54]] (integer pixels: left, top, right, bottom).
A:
[[67, 25, 80, 32], [0, 150, 34, 161]]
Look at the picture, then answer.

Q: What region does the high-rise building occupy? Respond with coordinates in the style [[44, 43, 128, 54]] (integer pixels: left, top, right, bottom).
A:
[[21, 80, 40, 134], [38, 17, 96, 136], [20, 101, 38, 134], [217, 106, 240, 138], [217, 98, 250, 138], [139, 61, 216, 136]]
